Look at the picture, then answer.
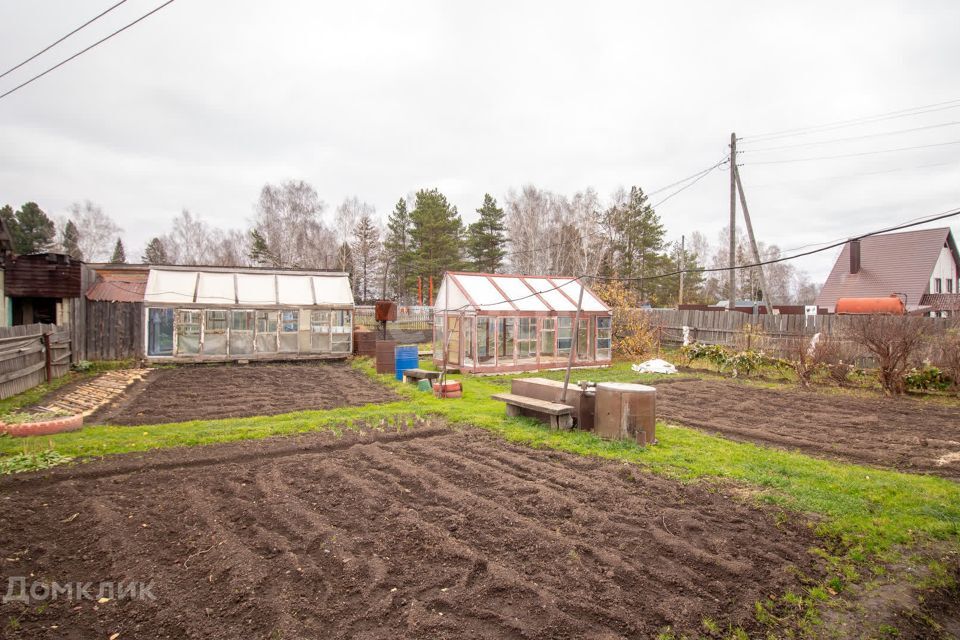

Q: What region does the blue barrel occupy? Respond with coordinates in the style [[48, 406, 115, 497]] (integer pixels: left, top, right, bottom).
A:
[[395, 345, 419, 380]]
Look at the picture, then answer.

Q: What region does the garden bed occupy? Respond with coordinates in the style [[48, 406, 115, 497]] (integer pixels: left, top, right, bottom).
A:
[[0, 421, 824, 639], [91, 361, 399, 425], [656, 378, 960, 479]]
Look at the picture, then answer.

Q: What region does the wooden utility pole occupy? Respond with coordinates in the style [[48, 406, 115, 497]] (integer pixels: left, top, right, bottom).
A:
[[733, 165, 774, 315], [678, 234, 685, 306], [728, 132, 737, 310]]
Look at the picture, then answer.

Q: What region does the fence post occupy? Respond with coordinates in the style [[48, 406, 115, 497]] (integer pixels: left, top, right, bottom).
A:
[[43, 332, 53, 382]]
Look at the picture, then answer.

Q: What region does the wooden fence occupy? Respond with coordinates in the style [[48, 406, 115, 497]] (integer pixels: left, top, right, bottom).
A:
[[642, 308, 953, 355], [85, 300, 143, 361], [0, 323, 72, 400]]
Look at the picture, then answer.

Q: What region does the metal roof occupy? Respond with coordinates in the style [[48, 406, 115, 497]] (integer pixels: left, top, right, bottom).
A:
[[815, 227, 959, 312], [144, 267, 353, 306], [435, 272, 610, 313], [86, 280, 147, 302]]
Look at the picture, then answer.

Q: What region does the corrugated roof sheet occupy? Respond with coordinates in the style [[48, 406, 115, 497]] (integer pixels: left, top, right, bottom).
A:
[[815, 227, 958, 311], [86, 280, 146, 302], [436, 272, 610, 313], [919, 293, 960, 312], [143, 267, 353, 306]]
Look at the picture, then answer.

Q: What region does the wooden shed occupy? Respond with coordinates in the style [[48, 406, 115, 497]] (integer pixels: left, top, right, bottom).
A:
[[433, 272, 612, 374], [143, 266, 354, 363]]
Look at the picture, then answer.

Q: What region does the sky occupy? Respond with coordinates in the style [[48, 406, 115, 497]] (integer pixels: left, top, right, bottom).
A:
[[0, 0, 958, 281]]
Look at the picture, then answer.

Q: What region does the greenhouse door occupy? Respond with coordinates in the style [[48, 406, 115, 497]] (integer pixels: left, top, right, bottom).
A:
[[147, 308, 174, 356]]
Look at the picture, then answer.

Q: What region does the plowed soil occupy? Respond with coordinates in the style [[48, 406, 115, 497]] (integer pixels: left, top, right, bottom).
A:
[[0, 422, 822, 639], [92, 362, 398, 425], [656, 378, 960, 479]]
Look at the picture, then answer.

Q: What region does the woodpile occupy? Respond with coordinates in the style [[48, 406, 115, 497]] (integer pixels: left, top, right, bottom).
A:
[[42, 369, 148, 417]]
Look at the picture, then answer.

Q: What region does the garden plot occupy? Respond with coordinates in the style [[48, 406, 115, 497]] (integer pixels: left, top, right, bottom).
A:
[[0, 422, 822, 639], [656, 378, 960, 479], [91, 362, 399, 425]]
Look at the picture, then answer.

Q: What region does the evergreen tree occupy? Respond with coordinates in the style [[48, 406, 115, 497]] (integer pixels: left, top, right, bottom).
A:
[[604, 187, 666, 302], [248, 229, 275, 266], [466, 194, 507, 273], [383, 199, 411, 301], [1, 202, 56, 254], [61, 220, 83, 260], [406, 189, 463, 293], [141, 237, 169, 264], [110, 238, 127, 264]]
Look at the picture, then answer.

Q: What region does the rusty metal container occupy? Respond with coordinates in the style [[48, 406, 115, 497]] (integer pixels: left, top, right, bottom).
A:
[[353, 326, 377, 357], [375, 340, 397, 374], [594, 382, 656, 445], [836, 295, 905, 315], [375, 300, 398, 322], [510, 377, 595, 430]]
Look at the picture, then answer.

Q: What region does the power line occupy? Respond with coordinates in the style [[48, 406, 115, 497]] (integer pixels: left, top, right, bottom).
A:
[[747, 160, 958, 190], [587, 207, 960, 283], [0, 0, 175, 102], [502, 156, 729, 260], [744, 140, 960, 166], [0, 0, 130, 81], [742, 97, 960, 143], [740, 120, 960, 154]]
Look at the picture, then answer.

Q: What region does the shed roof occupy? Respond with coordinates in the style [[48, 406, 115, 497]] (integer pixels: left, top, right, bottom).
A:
[[144, 267, 353, 306], [435, 272, 610, 313], [86, 280, 147, 302], [815, 227, 959, 311]]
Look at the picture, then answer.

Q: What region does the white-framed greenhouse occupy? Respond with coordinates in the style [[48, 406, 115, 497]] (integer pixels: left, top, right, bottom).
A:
[[433, 272, 613, 374], [143, 266, 354, 362]]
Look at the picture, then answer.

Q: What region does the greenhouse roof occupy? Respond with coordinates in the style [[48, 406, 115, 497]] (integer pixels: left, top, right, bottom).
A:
[[144, 266, 353, 306], [435, 272, 609, 313]]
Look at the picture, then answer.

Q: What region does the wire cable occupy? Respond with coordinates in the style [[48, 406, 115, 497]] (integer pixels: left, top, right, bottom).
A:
[[742, 98, 960, 143], [743, 140, 960, 166], [0, 0, 175, 102], [0, 0, 130, 81], [740, 120, 960, 154]]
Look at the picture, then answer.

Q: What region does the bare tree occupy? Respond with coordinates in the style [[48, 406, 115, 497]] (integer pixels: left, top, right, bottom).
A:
[[67, 200, 122, 262], [351, 214, 382, 302], [334, 197, 375, 272], [846, 315, 932, 394], [252, 180, 334, 268], [161, 209, 215, 265]]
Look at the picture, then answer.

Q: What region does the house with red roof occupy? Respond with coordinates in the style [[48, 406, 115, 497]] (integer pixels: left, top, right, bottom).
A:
[[815, 227, 959, 317]]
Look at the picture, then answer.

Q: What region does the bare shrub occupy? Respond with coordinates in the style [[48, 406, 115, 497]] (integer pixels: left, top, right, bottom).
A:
[[930, 322, 960, 393], [845, 315, 932, 395], [781, 333, 849, 387]]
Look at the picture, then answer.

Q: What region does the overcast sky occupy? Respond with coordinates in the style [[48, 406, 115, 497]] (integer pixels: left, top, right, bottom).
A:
[[1, 0, 958, 281]]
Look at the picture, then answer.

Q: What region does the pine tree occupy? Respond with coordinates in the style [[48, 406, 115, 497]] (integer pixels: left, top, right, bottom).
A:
[[141, 237, 168, 264], [61, 220, 83, 260], [466, 194, 507, 273], [407, 189, 463, 293], [248, 229, 275, 266], [383, 199, 411, 301], [1, 202, 56, 254], [604, 187, 666, 302], [110, 238, 127, 264], [351, 214, 381, 303]]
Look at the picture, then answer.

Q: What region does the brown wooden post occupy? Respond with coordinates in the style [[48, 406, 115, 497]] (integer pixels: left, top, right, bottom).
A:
[[42, 332, 53, 382], [561, 279, 586, 404]]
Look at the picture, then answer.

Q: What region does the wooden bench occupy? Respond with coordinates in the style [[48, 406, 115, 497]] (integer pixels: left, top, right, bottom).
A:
[[402, 368, 441, 384], [491, 393, 574, 430]]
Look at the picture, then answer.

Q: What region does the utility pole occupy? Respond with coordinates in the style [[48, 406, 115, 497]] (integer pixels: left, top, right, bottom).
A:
[[678, 234, 685, 306], [733, 166, 774, 315], [728, 132, 737, 310]]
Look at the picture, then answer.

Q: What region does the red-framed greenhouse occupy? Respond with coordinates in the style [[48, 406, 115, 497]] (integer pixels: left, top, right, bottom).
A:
[[433, 272, 613, 374]]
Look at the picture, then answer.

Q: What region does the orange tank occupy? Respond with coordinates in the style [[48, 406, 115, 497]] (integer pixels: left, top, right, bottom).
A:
[[835, 296, 905, 315]]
